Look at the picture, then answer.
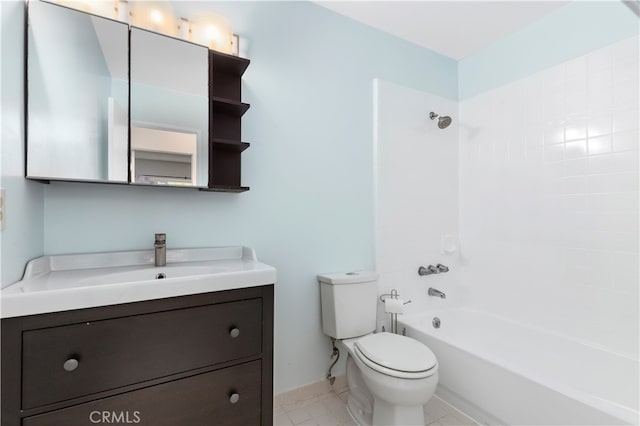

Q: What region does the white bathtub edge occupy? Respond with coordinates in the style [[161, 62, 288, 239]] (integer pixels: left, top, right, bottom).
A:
[[400, 313, 637, 425], [436, 385, 503, 426]]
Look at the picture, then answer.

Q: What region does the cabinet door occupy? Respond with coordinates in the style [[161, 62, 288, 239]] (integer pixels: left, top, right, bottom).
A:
[[22, 299, 262, 409], [23, 361, 262, 426], [130, 27, 209, 187]]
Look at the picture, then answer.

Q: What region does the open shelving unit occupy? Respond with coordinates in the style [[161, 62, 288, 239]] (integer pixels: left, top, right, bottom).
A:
[[205, 50, 251, 192]]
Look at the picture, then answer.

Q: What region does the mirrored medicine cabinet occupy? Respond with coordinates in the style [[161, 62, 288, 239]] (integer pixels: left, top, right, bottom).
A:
[[26, 0, 250, 192], [130, 27, 209, 187]]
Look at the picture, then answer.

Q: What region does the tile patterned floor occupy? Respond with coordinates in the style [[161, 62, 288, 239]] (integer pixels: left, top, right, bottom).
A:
[[274, 377, 478, 426]]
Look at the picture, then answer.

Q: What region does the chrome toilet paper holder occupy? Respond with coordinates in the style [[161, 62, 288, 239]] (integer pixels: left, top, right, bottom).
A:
[[380, 289, 411, 335]]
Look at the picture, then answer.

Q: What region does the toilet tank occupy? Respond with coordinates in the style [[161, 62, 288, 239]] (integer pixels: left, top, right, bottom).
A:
[[318, 271, 378, 339]]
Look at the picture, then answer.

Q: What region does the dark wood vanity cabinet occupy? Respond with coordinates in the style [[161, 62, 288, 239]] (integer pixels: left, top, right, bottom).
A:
[[1, 285, 273, 426]]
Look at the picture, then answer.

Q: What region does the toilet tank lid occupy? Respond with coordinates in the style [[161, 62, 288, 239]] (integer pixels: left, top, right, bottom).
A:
[[317, 271, 378, 285]]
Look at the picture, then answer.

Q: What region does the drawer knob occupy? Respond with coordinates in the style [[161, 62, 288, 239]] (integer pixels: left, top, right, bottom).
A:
[[229, 327, 240, 338], [63, 358, 79, 372], [229, 393, 240, 404]]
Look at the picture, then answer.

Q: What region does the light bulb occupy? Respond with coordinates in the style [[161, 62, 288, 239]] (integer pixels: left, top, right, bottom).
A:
[[190, 12, 233, 53], [205, 25, 221, 43], [150, 9, 163, 24]]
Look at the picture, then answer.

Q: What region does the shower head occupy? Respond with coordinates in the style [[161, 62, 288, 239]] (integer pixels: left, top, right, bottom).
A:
[[437, 115, 452, 129], [429, 112, 452, 129]]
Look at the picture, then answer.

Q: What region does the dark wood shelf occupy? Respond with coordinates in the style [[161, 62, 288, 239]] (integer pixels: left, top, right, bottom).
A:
[[210, 51, 250, 76], [211, 97, 250, 116], [199, 185, 250, 193], [208, 50, 250, 192], [211, 138, 250, 152]]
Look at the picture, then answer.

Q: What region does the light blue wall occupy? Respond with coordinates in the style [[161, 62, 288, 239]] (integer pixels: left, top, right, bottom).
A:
[[1, 1, 45, 287], [459, 0, 640, 99], [37, 1, 457, 393]]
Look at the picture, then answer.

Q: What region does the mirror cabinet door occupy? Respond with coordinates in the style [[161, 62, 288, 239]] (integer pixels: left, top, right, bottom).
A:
[[130, 28, 209, 187], [27, 1, 129, 182]]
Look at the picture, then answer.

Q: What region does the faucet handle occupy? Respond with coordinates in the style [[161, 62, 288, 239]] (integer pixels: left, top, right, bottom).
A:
[[418, 265, 439, 276], [403, 299, 412, 305], [155, 233, 166, 243], [436, 264, 449, 273]]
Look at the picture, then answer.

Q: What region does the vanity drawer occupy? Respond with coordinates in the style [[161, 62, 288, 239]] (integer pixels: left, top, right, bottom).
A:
[[22, 360, 262, 426], [22, 298, 262, 409]]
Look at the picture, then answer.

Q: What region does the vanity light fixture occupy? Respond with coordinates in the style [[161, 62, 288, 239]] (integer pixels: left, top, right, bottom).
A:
[[231, 33, 239, 56], [150, 9, 163, 25], [178, 17, 191, 40], [128, 1, 177, 36], [51, 0, 116, 19], [50, 0, 238, 55], [205, 24, 221, 44], [116, 0, 128, 22], [190, 12, 233, 54]]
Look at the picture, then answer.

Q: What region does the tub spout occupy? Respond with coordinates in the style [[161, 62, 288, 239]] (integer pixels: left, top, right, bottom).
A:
[[428, 287, 446, 299]]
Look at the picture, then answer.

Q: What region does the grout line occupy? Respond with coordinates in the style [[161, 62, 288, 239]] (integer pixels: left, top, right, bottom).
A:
[[433, 395, 480, 425], [276, 380, 481, 426]]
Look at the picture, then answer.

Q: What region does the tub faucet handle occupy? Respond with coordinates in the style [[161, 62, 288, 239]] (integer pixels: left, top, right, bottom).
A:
[[436, 264, 449, 273], [418, 265, 439, 276]]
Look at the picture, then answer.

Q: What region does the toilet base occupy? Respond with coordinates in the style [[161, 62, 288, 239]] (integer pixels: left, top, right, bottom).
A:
[[371, 398, 425, 426], [346, 354, 373, 425], [345, 351, 434, 425], [346, 395, 371, 426]]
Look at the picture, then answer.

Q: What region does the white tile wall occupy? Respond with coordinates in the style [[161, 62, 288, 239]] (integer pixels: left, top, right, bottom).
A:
[[459, 36, 639, 357]]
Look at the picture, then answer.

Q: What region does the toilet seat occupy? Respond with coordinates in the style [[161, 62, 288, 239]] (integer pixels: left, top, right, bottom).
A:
[[354, 333, 437, 379]]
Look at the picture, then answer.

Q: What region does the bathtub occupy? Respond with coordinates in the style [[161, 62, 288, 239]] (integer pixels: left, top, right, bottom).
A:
[[399, 308, 639, 425]]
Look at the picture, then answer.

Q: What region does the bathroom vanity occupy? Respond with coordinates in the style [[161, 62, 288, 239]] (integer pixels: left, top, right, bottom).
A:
[[0, 247, 275, 426]]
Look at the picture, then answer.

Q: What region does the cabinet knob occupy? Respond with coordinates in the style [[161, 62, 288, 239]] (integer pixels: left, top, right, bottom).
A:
[[229, 393, 240, 404], [229, 327, 240, 338], [63, 358, 79, 372]]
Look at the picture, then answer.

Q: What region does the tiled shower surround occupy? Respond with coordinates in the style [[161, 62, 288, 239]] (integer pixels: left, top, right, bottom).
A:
[[459, 36, 639, 357]]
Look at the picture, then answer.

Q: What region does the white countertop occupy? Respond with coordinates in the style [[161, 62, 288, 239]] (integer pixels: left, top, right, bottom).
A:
[[1, 247, 276, 318]]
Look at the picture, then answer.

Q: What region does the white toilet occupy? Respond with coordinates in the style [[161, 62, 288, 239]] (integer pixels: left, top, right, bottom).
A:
[[318, 272, 439, 426]]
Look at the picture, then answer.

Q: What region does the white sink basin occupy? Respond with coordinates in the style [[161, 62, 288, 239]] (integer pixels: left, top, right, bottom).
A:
[[1, 247, 276, 318], [75, 264, 228, 287]]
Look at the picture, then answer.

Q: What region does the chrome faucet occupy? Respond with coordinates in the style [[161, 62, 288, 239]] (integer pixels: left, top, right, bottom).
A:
[[428, 288, 446, 299], [418, 265, 439, 276], [436, 264, 449, 273], [154, 233, 166, 267], [419, 264, 450, 276]]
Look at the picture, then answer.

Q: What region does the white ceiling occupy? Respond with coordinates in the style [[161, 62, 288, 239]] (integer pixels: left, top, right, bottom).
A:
[[314, 1, 570, 60]]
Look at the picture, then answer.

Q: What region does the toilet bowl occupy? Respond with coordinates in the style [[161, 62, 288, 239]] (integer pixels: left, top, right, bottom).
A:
[[341, 332, 438, 425], [318, 271, 439, 426]]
